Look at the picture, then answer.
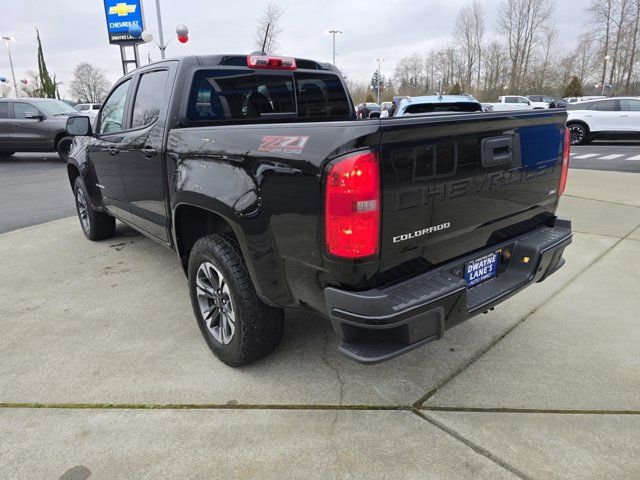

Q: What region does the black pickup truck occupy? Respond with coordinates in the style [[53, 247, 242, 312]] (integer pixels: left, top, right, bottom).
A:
[[65, 54, 572, 366]]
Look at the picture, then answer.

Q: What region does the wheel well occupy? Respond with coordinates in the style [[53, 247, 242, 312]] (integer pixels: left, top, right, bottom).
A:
[[174, 205, 236, 271], [567, 120, 590, 133], [67, 164, 80, 190]]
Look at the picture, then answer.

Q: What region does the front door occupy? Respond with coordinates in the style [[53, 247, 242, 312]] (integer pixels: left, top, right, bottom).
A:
[[11, 102, 50, 150], [120, 68, 172, 242], [89, 78, 132, 220], [618, 98, 640, 132], [585, 99, 619, 132]]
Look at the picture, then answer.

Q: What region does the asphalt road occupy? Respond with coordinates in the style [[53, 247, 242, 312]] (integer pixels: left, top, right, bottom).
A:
[[0, 153, 76, 234], [1, 142, 638, 234], [571, 140, 640, 173]]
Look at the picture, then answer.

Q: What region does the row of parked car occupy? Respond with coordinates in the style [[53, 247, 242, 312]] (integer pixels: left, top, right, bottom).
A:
[[0, 98, 101, 161], [355, 94, 640, 146]]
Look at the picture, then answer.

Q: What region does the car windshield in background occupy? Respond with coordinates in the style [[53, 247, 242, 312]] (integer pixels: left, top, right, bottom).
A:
[[404, 102, 482, 114], [187, 70, 351, 122], [31, 100, 78, 116]]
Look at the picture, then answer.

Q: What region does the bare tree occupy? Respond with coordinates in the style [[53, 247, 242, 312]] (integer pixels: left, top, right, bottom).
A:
[[497, 0, 552, 92], [70, 63, 111, 103], [254, 2, 284, 54], [481, 39, 509, 100], [393, 53, 426, 96], [454, 1, 485, 91]]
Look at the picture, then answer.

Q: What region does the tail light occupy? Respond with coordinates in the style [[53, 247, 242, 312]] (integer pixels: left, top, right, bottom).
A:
[[560, 127, 571, 196], [324, 151, 380, 259], [247, 55, 297, 70]]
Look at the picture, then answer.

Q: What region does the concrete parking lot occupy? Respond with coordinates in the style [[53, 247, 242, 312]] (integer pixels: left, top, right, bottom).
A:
[[1, 168, 639, 479]]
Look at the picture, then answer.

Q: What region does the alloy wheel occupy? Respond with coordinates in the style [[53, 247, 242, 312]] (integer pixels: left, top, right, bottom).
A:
[[196, 262, 236, 345], [76, 187, 90, 233]]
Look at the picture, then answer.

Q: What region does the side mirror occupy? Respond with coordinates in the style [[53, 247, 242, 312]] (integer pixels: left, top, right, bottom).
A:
[[66, 116, 92, 136], [24, 111, 44, 121]]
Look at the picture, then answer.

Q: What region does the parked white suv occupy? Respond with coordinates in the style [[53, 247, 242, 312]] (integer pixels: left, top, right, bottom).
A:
[[566, 97, 640, 145], [74, 103, 101, 121]]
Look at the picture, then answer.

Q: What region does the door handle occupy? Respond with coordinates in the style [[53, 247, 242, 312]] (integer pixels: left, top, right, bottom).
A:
[[108, 147, 119, 156], [11, 123, 21, 127], [140, 146, 157, 158]]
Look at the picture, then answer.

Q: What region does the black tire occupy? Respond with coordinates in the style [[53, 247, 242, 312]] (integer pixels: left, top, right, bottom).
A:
[[188, 234, 284, 367], [56, 136, 73, 162], [73, 176, 115, 241], [568, 122, 589, 146], [0, 151, 15, 158]]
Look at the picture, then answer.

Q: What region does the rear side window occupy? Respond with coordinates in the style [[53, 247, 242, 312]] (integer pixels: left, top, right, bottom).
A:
[[132, 70, 169, 128], [187, 70, 350, 122], [76, 105, 89, 111], [0, 103, 9, 119], [589, 100, 616, 111]]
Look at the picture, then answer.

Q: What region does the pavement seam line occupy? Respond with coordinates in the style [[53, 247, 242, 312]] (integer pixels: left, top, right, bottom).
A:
[[0, 402, 408, 411], [563, 193, 640, 208], [412, 231, 630, 409], [421, 406, 640, 415], [411, 408, 533, 480]]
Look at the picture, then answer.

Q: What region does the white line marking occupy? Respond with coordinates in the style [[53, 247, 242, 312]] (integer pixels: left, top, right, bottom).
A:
[[626, 155, 640, 161], [598, 154, 625, 160], [573, 153, 600, 159], [570, 153, 577, 156]]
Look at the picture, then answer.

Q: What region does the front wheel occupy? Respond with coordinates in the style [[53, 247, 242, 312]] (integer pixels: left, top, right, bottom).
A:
[[188, 234, 284, 367], [56, 136, 73, 162], [73, 176, 115, 241], [568, 123, 589, 145]]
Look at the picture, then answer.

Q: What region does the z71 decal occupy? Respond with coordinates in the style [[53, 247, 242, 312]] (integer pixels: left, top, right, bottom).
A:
[[258, 135, 309, 154]]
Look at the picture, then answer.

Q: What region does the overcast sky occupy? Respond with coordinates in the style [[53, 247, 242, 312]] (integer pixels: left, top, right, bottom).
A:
[[1, 0, 590, 98]]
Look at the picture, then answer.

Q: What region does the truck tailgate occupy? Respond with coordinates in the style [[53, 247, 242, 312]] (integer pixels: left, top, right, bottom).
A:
[[378, 110, 567, 277]]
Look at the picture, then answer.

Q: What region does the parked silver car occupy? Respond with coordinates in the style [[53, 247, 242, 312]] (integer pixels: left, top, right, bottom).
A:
[[0, 98, 85, 161]]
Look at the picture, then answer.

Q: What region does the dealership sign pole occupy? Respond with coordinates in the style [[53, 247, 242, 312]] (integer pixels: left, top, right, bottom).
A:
[[103, 0, 145, 74]]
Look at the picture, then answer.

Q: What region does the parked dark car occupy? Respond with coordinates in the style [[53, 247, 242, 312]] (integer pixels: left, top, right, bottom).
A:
[[64, 53, 572, 367], [356, 102, 381, 119], [0, 98, 80, 161], [526, 95, 567, 108]]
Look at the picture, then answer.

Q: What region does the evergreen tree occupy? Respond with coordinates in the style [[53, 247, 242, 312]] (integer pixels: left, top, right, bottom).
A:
[[449, 82, 463, 95], [563, 76, 583, 97], [36, 29, 56, 98]]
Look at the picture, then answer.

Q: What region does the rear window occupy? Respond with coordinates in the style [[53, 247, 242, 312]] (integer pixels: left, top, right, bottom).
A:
[[187, 70, 351, 122], [404, 102, 482, 114]]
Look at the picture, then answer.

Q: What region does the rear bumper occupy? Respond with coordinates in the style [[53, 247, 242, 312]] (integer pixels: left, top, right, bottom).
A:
[[324, 218, 572, 364]]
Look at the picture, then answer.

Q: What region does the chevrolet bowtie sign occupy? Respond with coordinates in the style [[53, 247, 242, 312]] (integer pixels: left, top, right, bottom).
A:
[[103, 0, 144, 44]]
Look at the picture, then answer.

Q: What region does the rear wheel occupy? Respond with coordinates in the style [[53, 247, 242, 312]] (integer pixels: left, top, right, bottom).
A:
[[73, 176, 115, 241], [568, 123, 589, 145], [188, 234, 284, 367], [0, 151, 15, 158]]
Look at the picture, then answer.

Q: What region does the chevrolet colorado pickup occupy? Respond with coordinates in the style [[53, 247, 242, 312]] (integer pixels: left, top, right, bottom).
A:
[[65, 54, 572, 366]]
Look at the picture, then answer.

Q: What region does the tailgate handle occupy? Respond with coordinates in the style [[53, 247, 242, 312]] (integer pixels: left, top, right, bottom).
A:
[[481, 136, 513, 167]]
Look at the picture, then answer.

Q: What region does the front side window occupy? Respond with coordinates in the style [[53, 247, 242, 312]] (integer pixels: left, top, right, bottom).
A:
[[619, 99, 640, 112], [504, 97, 517, 103], [131, 70, 169, 128], [517, 97, 530, 104], [13, 103, 39, 119], [76, 105, 89, 111], [99, 79, 131, 134]]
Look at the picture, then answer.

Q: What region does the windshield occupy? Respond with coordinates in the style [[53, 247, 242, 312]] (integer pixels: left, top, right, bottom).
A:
[[32, 100, 78, 116]]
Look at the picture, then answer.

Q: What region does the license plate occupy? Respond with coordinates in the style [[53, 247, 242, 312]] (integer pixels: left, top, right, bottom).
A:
[[465, 251, 499, 287]]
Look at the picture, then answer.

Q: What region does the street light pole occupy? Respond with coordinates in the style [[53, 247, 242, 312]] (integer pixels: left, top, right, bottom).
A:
[[601, 55, 610, 96], [375, 58, 382, 104], [155, 0, 166, 60], [2, 36, 18, 98], [327, 29, 341, 65]]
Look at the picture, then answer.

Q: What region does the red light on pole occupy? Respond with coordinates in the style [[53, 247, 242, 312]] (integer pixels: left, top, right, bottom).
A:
[[177, 35, 188, 43]]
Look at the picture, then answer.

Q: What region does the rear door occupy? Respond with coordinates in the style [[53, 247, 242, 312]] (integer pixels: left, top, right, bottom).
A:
[[0, 102, 14, 150], [120, 67, 173, 242], [378, 111, 566, 273]]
